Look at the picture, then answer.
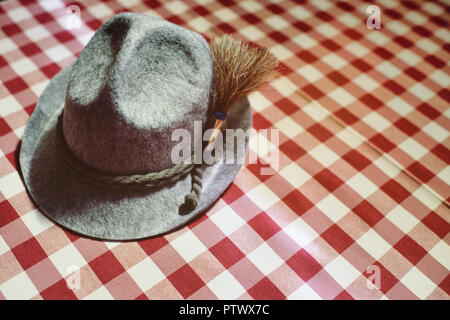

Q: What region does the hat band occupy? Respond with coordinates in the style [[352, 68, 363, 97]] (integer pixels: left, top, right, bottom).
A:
[[56, 110, 202, 214]]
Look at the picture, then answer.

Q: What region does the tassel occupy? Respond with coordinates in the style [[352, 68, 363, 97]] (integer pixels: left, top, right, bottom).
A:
[[206, 35, 279, 150]]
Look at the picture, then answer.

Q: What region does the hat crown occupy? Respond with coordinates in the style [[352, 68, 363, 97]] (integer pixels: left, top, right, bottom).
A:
[[63, 13, 212, 174]]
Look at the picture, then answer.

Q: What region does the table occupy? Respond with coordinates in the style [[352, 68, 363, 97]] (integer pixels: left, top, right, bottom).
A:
[[0, 0, 448, 300]]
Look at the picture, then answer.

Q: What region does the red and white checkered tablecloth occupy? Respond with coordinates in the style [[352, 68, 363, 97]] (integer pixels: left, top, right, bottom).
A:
[[0, 0, 449, 300]]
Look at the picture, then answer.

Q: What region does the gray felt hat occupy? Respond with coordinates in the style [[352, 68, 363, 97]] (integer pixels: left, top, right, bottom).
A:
[[20, 13, 251, 240]]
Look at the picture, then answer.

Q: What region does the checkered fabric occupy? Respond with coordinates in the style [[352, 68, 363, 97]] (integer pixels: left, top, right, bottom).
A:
[[0, 0, 449, 300]]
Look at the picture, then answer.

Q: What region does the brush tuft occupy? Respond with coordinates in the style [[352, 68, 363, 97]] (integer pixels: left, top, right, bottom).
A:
[[210, 34, 279, 115]]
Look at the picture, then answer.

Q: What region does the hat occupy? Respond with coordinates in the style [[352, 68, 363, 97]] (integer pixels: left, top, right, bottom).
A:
[[20, 13, 275, 240]]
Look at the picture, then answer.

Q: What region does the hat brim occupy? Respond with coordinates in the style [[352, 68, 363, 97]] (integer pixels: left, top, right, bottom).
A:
[[20, 62, 252, 241]]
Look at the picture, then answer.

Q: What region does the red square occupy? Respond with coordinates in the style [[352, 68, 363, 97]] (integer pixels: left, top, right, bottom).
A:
[[269, 31, 289, 43], [217, 22, 236, 33], [439, 275, 450, 295], [431, 144, 449, 164], [241, 13, 261, 24], [89, 251, 125, 284], [381, 180, 410, 203], [384, 80, 405, 94], [394, 118, 420, 136], [352, 59, 372, 72], [335, 108, 358, 125], [314, 169, 344, 192], [374, 47, 394, 59], [322, 39, 340, 51], [222, 183, 245, 204], [370, 134, 396, 152], [360, 94, 383, 110], [322, 224, 354, 254], [405, 67, 426, 81], [283, 190, 314, 216], [41, 279, 78, 300], [343, 150, 371, 171], [20, 43, 41, 56], [276, 98, 298, 115], [407, 162, 434, 183], [168, 264, 205, 298], [308, 123, 333, 142], [4, 77, 28, 95], [280, 140, 306, 161], [41, 63, 61, 79], [12, 237, 47, 270], [344, 29, 362, 40], [417, 103, 440, 120], [394, 235, 427, 265], [248, 277, 286, 299], [248, 212, 281, 240], [353, 200, 384, 227], [253, 113, 272, 130], [2, 23, 21, 36], [421, 211, 450, 239], [287, 249, 322, 281], [138, 237, 168, 255], [364, 262, 398, 294], [328, 71, 349, 86], [394, 36, 413, 48], [0, 200, 18, 227], [334, 290, 354, 300], [425, 55, 445, 68], [302, 84, 324, 99], [267, 4, 284, 14], [210, 238, 245, 268], [297, 51, 318, 63], [192, 6, 210, 16]]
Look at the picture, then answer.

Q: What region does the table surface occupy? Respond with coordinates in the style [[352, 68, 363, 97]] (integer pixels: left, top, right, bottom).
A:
[[0, 0, 449, 300]]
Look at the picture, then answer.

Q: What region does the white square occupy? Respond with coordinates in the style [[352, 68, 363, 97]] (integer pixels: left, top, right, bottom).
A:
[[45, 45, 73, 62], [397, 50, 421, 66], [188, 16, 212, 33], [170, 230, 207, 262], [354, 74, 379, 91], [362, 112, 390, 132], [78, 32, 94, 46], [0, 95, 23, 118], [346, 173, 378, 198], [270, 44, 293, 60], [38, 0, 65, 11], [8, 7, 32, 23], [401, 267, 436, 299], [429, 70, 450, 87], [405, 11, 427, 25], [302, 102, 328, 122], [423, 2, 443, 15], [416, 38, 439, 54], [316, 194, 350, 223], [297, 65, 323, 82], [14, 125, 26, 140], [366, 32, 390, 46], [289, 6, 311, 20], [322, 53, 347, 69], [422, 122, 448, 142], [84, 286, 114, 300], [316, 23, 339, 37], [0, 38, 17, 55], [239, 0, 263, 13], [248, 91, 272, 112], [21, 209, 54, 236], [274, 117, 303, 139], [356, 229, 391, 260], [373, 157, 400, 178], [309, 144, 339, 167], [284, 217, 318, 247], [292, 34, 317, 49], [386, 205, 419, 234], [239, 25, 265, 41], [338, 13, 360, 27], [88, 3, 114, 19], [328, 88, 356, 106], [49, 243, 87, 277], [116, 0, 140, 7], [410, 83, 434, 101], [336, 128, 363, 149], [0, 272, 38, 300], [429, 240, 450, 270], [324, 256, 360, 288], [288, 283, 321, 300], [31, 80, 50, 97], [386, 21, 409, 35], [128, 257, 165, 292], [213, 7, 238, 22], [271, 77, 297, 96], [0, 235, 9, 256], [210, 206, 246, 236], [413, 186, 440, 210], [265, 16, 289, 31], [246, 184, 280, 211], [386, 97, 413, 116], [398, 139, 428, 160], [207, 270, 245, 299], [437, 167, 449, 185], [345, 42, 369, 58], [24, 25, 51, 42], [10, 58, 37, 76], [0, 172, 25, 199], [247, 242, 284, 275], [279, 163, 311, 189], [376, 62, 401, 79], [435, 29, 449, 43]]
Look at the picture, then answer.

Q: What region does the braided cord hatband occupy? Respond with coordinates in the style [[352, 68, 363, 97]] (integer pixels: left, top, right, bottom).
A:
[[57, 111, 203, 212]]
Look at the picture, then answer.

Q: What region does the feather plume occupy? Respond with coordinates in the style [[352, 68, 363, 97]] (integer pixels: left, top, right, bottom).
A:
[[206, 35, 279, 149]]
